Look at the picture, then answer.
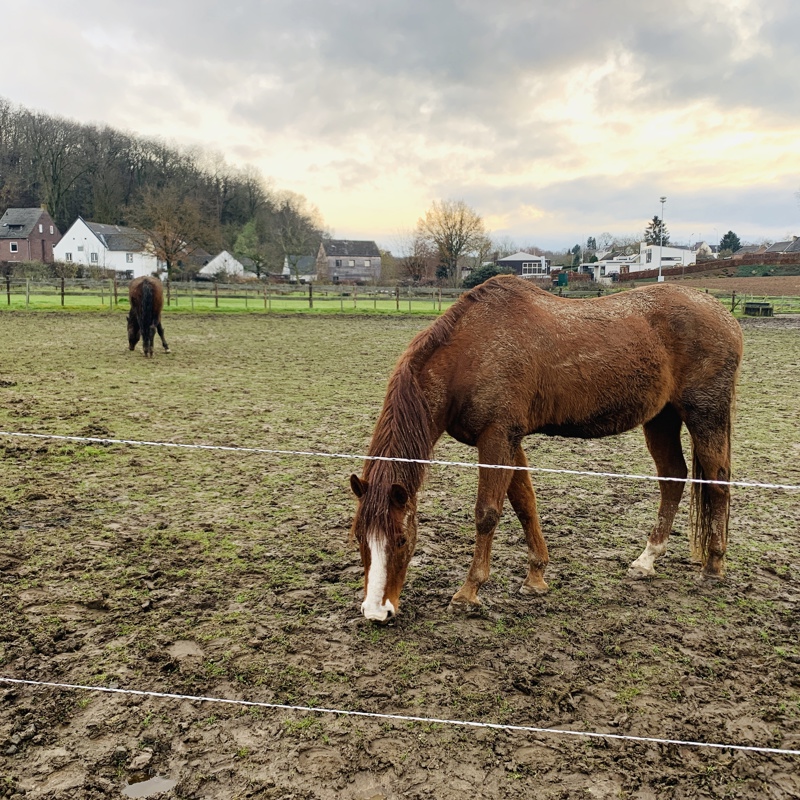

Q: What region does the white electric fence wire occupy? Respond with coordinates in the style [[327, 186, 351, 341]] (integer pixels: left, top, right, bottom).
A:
[[1, 677, 798, 757], [1, 430, 798, 491]]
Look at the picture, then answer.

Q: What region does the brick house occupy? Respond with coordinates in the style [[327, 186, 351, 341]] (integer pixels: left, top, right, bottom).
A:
[[315, 239, 381, 283], [0, 208, 62, 263]]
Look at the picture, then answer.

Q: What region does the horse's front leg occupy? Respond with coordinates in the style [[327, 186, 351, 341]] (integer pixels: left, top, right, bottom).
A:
[[507, 446, 549, 595], [156, 321, 170, 353], [628, 406, 687, 579], [450, 428, 516, 611]]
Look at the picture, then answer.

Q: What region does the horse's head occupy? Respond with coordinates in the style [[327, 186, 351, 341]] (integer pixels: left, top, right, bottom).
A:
[[127, 313, 140, 351], [350, 474, 418, 622]]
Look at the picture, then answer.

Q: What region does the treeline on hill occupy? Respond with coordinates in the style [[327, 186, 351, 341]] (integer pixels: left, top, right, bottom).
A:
[[0, 96, 325, 278]]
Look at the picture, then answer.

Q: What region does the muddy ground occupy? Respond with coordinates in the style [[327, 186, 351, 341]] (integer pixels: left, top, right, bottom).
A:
[[0, 308, 798, 799]]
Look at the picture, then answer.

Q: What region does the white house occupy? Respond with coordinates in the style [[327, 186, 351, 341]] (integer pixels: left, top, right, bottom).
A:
[[53, 218, 158, 278], [636, 242, 696, 273], [198, 250, 251, 278]]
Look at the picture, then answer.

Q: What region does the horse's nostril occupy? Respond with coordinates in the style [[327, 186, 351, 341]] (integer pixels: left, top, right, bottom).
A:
[[385, 608, 395, 619]]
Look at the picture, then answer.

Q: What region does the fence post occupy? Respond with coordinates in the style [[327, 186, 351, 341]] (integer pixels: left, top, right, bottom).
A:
[[731, 291, 736, 313], [395, 286, 400, 311], [60, 277, 65, 307], [5, 275, 9, 306], [113, 275, 118, 306], [309, 283, 313, 309], [191, 281, 194, 311], [245, 287, 248, 310], [214, 281, 219, 308], [100, 280, 104, 306], [26, 279, 30, 308], [109, 279, 113, 309]]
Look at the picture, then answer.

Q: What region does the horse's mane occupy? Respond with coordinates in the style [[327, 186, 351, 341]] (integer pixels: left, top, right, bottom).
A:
[[363, 285, 489, 494]]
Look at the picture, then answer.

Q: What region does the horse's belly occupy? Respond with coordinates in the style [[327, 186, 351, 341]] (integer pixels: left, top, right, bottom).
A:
[[535, 417, 640, 439], [532, 392, 664, 439]]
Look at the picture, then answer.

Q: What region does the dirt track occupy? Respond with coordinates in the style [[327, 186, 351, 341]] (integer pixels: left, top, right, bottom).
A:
[[1, 310, 799, 799]]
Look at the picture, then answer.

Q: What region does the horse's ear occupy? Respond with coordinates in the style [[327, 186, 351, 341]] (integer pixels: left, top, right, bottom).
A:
[[350, 474, 367, 498], [390, 484, 409, 509]]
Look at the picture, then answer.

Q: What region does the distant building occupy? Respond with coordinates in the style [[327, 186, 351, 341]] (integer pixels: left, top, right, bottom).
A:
[[54, 217, 157, 278], [198, 250, 251, 278], [0, 207, 61, 263], [496, 251, 551, 278], [764, 238, 798, 254], [316, 240, 381, 283], [282, 255, 318, 283], [637, 242, 696, 271]]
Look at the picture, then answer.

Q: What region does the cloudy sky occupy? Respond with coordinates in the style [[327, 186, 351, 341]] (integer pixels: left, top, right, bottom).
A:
[[4, 0, 800, 250]]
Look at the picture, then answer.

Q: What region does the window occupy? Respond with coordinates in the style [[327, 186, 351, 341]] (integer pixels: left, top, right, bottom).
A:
[[646, 250, 652, 263], [77, 245, 84, 252], [50, 225, 54, 235], [9, 242, 17, 253], [364, 259, 371, 268], [39, 224, 43, 233], [521, 261, 545, 275], [126, 253, 134, 263], [335, 259, 342, 267], [65, 253, 73, 262], [348, 259, 355, 267], [90, 252, 98, 263]]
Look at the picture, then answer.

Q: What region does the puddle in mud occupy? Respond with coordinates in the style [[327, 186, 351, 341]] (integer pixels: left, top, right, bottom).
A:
[[122, 775, 177, 797]]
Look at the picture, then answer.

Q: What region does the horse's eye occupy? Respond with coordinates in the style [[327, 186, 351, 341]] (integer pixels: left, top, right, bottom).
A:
[[397, 537, 407, 548]]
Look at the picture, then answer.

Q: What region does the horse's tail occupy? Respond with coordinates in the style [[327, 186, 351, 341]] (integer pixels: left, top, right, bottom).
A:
[[140, 278, 154, 332], [689, 414, 732, 564]]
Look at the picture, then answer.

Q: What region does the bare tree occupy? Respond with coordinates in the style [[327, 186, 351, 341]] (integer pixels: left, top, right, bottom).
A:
[[269, 191, 324, 282], [416, 199, 486, 285], [130, 185, 205, 279], [391, 228, 438, 283], [21, 111, 93, 230], [491, 235, 519, 259]]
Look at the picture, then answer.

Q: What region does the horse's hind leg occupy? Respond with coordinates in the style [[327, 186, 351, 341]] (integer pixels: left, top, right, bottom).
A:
[[450, 426, 516, 610], [629, 405, 687, 579], [507, 446, 549, 595], [685, 409, 733, 580], [144, 325, 155, 357], [156, 321, 170, 353]]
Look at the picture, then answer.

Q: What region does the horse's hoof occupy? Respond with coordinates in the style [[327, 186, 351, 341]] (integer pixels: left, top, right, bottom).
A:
[[164, 348, 171, 354], [627, 565, 655, 580], [448, 595, 481, 614], [520, 582, 549, 596], [698, 570, 724, 584]]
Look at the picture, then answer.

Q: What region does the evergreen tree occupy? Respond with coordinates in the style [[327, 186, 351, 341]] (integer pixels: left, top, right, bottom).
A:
[[719, 231, 741, 252], [644, 216, 670, 246]]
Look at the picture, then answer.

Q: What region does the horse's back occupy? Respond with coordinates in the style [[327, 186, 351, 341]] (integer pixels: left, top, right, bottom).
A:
[[129, 276, 164, 317], [422, 276, 742, 440]]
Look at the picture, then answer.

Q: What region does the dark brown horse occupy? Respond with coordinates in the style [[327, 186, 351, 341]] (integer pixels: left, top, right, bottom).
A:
[[350, 275, 743, 621], [128, 276, 169, 357]]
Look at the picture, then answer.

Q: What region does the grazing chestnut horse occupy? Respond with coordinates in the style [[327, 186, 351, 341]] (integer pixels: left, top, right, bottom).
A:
[[350, 275, 743, 621], [128, 276, 169, 357]]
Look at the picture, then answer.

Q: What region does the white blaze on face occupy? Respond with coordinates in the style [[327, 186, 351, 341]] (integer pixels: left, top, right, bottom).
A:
[[361, 537, 395, 621]]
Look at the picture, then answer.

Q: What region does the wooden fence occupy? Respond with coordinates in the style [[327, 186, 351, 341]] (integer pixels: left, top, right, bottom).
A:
[[2, 277, 800, 315]]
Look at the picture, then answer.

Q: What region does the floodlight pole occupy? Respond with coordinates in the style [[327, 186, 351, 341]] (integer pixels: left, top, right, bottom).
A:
[[658, 196, 666, 282]]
